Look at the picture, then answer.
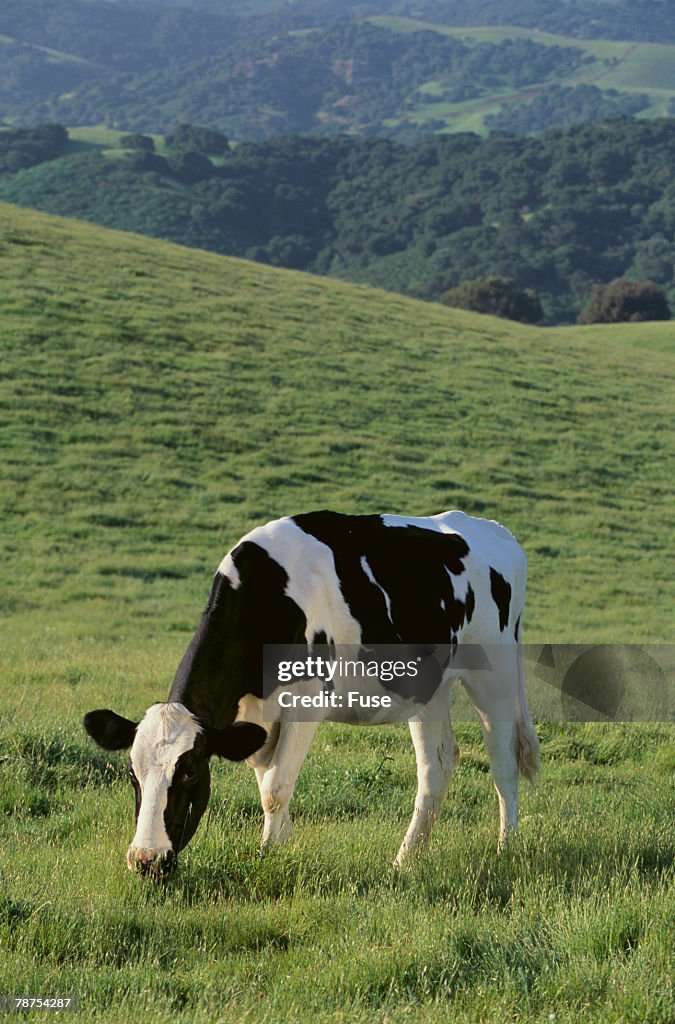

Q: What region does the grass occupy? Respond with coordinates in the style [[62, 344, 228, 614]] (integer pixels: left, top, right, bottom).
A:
[[1, 201, 673, 645], [67, 126, 171, 156], [1, 706, 673, 1022], [0, 202, 673, 1021]]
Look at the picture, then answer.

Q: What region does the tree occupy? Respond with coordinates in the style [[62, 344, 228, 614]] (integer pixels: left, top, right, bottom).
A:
[[440, 275, 543, 323], [578, 278, 671, 323], [165, 125, 229, 156]]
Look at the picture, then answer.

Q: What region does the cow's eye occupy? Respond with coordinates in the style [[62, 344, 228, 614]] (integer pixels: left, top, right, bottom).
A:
[[181, 768, 197, 784]]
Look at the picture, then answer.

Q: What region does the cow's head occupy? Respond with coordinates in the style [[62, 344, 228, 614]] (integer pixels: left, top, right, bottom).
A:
[[83, 702, 265, 878]]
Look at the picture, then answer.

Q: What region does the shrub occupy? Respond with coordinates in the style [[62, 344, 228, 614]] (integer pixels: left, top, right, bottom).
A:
[[440, 275, 543, 324], [579, 277, 671, 323]]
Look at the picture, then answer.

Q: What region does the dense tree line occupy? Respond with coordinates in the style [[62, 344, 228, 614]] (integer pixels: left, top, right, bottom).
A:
[[2, 118, 674, 323], [485, 85, 650, 135], [0, 124, 68, 174]]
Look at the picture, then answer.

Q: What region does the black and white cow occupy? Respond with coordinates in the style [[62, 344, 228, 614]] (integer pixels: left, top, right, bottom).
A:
[[84, 509, 540, 877]]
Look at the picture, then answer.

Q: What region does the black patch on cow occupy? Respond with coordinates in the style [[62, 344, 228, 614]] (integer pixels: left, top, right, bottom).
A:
[[489, 567, 512, 632], [311, 629, 328, 648], [168, 542, 307, 728], [514, 614, 521, 642], [163, 744, 211, 854], [128, 760, 142, 822], [465, 584, 475, 623], [293, 510, 473, 646], [309, 630, 337, 691]]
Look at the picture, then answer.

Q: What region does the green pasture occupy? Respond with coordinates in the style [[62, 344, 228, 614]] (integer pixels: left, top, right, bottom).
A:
[[395, 89, 525, 135], [67, 127, 171, 156], [0, 203, 673, 1021], [591, 43, 675, 92]]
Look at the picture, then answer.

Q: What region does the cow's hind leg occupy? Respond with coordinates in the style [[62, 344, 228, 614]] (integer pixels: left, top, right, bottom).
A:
[[256, 721, 320, 851], [480, 717, 519, 849], [393, 712, 458, 869], [461, 653, 522, 848]]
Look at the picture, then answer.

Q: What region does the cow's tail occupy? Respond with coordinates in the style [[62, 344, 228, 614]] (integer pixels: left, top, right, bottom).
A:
[[516, 641, 540, 785]]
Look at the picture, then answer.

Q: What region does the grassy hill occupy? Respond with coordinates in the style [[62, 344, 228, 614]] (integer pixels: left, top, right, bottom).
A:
[[1, 199, 673, 654], [0, 202, 673, 1022]]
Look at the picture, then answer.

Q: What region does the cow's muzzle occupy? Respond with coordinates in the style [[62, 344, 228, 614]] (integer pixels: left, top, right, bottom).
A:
[[127, 846, 176, 879]]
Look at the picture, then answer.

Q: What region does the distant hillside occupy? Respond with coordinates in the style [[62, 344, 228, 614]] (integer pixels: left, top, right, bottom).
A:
[[1, 118, 674, 323], [1, 201, 673, 645], [1, 1, 673, 138], [30, 24, 597, 139], [400, 0, 675, 43]]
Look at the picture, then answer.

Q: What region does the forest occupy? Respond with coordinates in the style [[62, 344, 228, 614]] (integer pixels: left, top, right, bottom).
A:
[[1, 117, 674, 324], [484, 85, 650, 135]]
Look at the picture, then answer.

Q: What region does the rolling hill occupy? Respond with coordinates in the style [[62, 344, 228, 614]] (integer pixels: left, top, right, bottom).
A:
[[1, 199, 673, 671]]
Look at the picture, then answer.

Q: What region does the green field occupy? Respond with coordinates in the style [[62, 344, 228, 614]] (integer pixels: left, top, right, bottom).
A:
[[0, 202, 673, 1021]]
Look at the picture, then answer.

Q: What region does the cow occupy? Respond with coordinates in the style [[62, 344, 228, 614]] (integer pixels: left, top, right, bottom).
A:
[[84, 509, 540, 877]]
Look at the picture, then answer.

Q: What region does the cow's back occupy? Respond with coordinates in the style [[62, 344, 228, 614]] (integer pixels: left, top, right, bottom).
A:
[[225, 509, 525, 649]]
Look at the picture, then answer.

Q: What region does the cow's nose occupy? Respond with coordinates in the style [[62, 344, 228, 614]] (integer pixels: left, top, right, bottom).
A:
[[127, 847, 175, 878]]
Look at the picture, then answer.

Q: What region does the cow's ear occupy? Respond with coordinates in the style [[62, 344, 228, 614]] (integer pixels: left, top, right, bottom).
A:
[[205, 722, 267, 761], [83, 709, 137, 751]]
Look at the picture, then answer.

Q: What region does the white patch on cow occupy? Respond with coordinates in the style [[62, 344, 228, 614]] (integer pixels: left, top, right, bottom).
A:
[[360, 555, 393, 622], [235, 517, 363, 647], [129, 703, 202, 855], [446, 566, 469, 603], [440, 599, 446, 611], [217, 551, 241, 589]]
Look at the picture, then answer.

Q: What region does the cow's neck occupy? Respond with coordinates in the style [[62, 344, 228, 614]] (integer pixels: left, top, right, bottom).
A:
[[167, 574, 250, 730], [166, 541, 310, 729]]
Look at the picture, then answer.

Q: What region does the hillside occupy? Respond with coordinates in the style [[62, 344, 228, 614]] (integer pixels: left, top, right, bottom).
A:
[[2, 119, 675, 323], [1, 200, 673, 675], [1, 1, 674, 138], [374, 18, 675, 134]]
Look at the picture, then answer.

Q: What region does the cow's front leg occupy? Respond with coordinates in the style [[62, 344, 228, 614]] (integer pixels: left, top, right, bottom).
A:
[[254, 721, 320, 851]]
